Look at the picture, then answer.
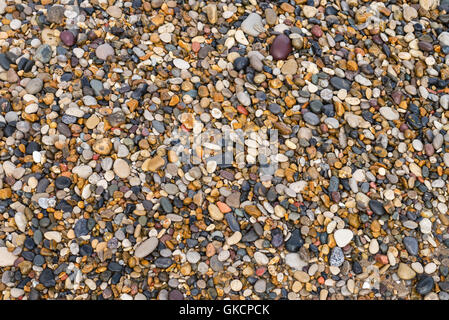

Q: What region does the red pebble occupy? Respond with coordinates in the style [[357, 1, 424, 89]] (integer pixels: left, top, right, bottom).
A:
[[256, 267, 266, 276], [311, 25, 323, 37], [237, 105, 248, 115], [375, 254, 389, 265], [192, 42, 201, 52]]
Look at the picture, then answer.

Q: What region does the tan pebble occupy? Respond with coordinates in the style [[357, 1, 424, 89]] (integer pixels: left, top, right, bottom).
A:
[[93, 138, 112, 155], [208, 204, 224, 221], [142, 155, 165, 172]]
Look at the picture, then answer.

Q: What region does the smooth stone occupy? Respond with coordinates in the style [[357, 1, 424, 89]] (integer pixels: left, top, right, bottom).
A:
[[285, 229, 304, 252], [285, 253, 307, 270], [0, 247, 17, 267], [134, 237, 158, 258], [403, 236, 419, 256], [369, 200, 386, 215], [330, 77, 351, 90], [113, 159, 130, 179], [398, 263, 416, 280], [334, 229, 353, 247], [270, 34, 292, 60], [241, 13, 265, 36], [25, 78, 43, 94], [60, 30, 75, 46], [173, 58, 190, 70], [303, 112, 320, 125], [379, 107, 399, 120], [35, 44, 52, 63], [416, 276, 434, 295], [96, 43, 114, 60]]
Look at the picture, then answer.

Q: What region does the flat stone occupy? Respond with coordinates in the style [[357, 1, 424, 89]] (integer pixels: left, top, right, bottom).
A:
[[26, 78, 43, 94], [96, 43, 114, 60], [379, 107, 399, 120], [0, 247, 17, 267], [398, 263, 416, 280], [134, 237, 158, 258], [334, 229, 353, 247], [403, 236, 419, 256], [241, 13, 265, 37], [113, 159, 130, 179]]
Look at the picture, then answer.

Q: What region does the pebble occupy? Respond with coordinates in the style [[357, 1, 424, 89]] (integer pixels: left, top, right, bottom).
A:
[[329, 247, 344, 267], [0, 247, 17, 267], [25, 78, 43, 94], [398, 263, 416, 280], [134, 237, 158, 258], [96, 44, 114, 60], [270, 34, 292, 60], [334, 229, 353, 248], [113, 159, 131, 179], [241, 13, 265, 37]]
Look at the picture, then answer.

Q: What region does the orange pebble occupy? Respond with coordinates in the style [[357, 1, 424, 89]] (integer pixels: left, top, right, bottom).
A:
[[216, 201, 232, 213]]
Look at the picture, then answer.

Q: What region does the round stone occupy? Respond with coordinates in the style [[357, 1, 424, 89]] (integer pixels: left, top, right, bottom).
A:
[[334, 229, 353, 247], [113, 159, 131, 179], [96, 43, 114, 60]]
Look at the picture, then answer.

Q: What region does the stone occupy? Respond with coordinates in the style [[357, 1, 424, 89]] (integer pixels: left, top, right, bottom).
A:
[[369, 200, 386, 215], [241, 13, 265, 37], [60, 31, 76, 46], [173, 58, 190, 70], [96, 43, 114, 60], [93, 138, 112, 155], [403, 5, 418, 21], [329, 247, 344, 267], [285, 229, 304, 252], [26, 78, 43, 94], [270, 34, 292, 60], [398, 263, 416, 280], [265, 8, 277, 25], [403, 236, 419, 256], [134, 237, 158, 258], [419, 218, 432, 234], [106, 6, 122, 18], [113, 159, 131, 179], [205, 3, 217, 24], [334, 229, 353, 247], [303, 112, 320, 125], [142, 156, 165, 171], [208, 204, 224, 221], [416, 276, 434, 295], [285, 253, 307, 270], [303, 6, 317, 18], [330, 77, 351, 90], [281, 59, 298, 75], [379, 107, 399, 120], [0, 247, 17, 267], [35, 44, 52, 63], [47, 5, 65, 23], [439, 32, 449, 47]]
